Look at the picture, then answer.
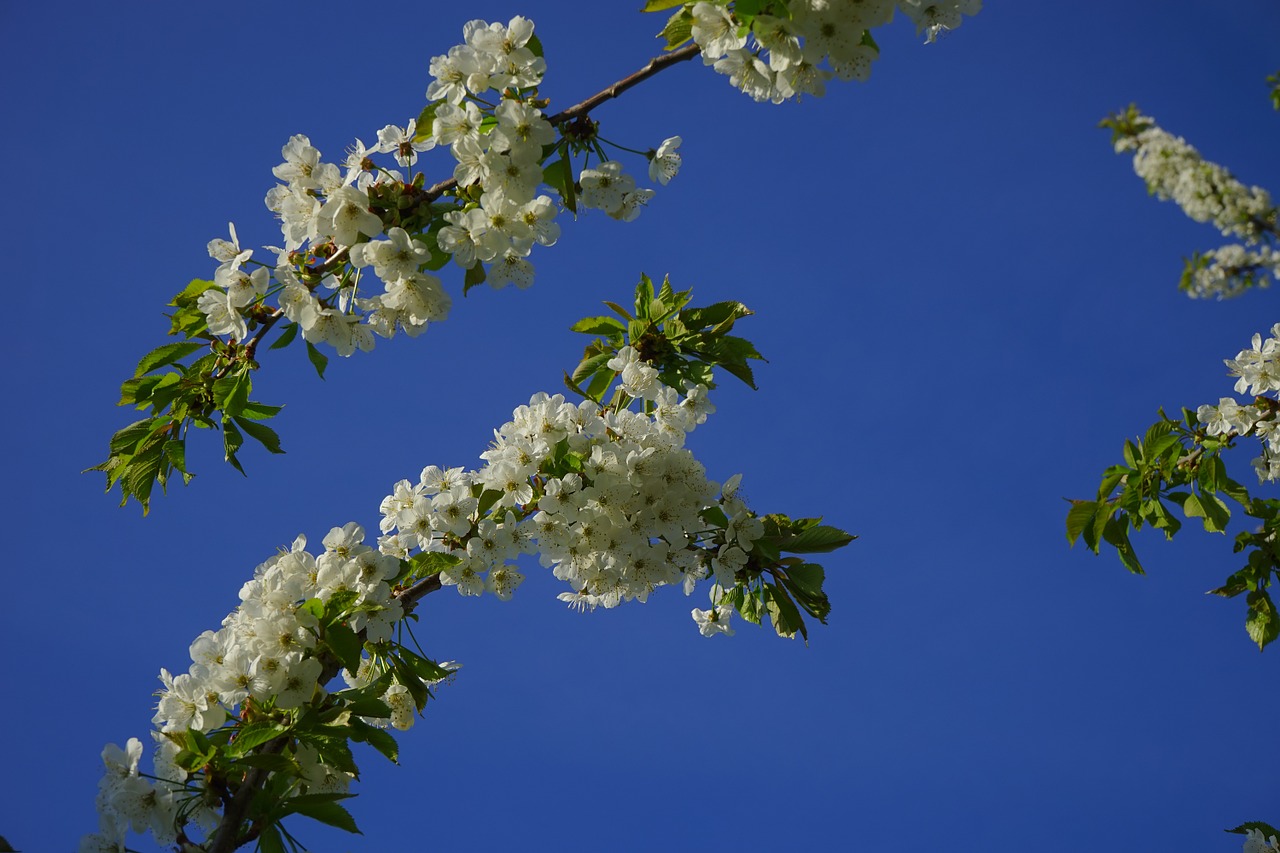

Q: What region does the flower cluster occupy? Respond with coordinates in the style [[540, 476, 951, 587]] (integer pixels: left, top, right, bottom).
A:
[[688, 0, 981, 102], [377, 350, 768, 621], [1109, 109, 1279, 299], [191, 16, 680, 361], [1196, 324, 1280, 482], [1115, 118, 1275, 245], [83, 525, 412, 852], [429, 17, 559, 289]]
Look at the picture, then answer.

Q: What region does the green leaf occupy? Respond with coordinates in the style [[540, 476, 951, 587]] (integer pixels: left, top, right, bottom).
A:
[[269, 321, 299, 350], [408, 550, 462, 577], [570, 315, 627, 336], [399, 648, 454, 683], [170, 278, 217, 306], [324, 621, 364, 673], [222, 418, 246, 475], [213, 371, 251, 418], [415, 102, 441, 142], [641, 0, 687, 10], [256, 821, 286, 853], [1065, 500, 1097, 545], [233, 752, 299, 773], [349, 717, 400, 764], [1102, 517, 1145, 575], [544, 157, 577, 214], [658, 5, 695, 49], [778, 522, 856, 554], [228, 721, 288, 757], [238, 400, 284, 421], [305, 341, 328, 379], [783, 563, 831, 622], [280, 793, 362, 835], [1246, 590, 1279, 650], [1199, 492, 1231, 533], [342, 696, 393, 719], [1226, 821, 1280, 838], [764, 582, 807, 643], [392, 657, 430, 711], [235, 417, 285, 454], [134, 341, 203, 377], [464, 262, 487, 293], [571, 352, 615, 384], [107, 419, 155, 454]]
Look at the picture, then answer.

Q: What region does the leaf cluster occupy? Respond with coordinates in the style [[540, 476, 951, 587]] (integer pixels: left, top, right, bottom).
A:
[[165, 588, 456, 852], [1066, 409, 1280, 650], [716, 512, 855, 643], [565, 273, 764, 404], [87, 282, 289, 514]]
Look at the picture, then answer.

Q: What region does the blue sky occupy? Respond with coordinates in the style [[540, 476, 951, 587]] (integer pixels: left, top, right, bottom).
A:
[[3, 2, 1278, 851]]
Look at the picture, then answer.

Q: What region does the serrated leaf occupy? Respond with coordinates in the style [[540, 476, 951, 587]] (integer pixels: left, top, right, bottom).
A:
[[135, 341, 203, 377], [269, 321, 299, 350], [213, 371, 251, 419], [1065, 500, 1097, 545], [1246, 590, 1279, 650], [658, 6, 694, 48], [641, 0, 686, 10], [764, 582, 807, 643], [572, 352, 615, 384], [778, 523, 856, 554], [305, 341, 328, 379], [350, 717, 399, 764], [222, 418, 246, 475], [238, 400, 283, 421], [570, 315, 627, 336], [257, 821, 286, 853], [1102, 517, 1145, 575], [1226, 821, 1280, 837], [170, 278, 217, 306], [408, 550, 463, 576], [464, 262, 487, 294], [280, 794, 362, 835], [324, 621, 364, 673], [228, 721, 288, 757], [235, 417, 285, 454], [232, 752, 299, 773], [544, 157, 577, 214]]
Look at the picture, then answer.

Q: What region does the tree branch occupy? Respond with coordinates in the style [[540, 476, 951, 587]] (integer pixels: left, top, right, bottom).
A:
[[422, 42, 700, 202]]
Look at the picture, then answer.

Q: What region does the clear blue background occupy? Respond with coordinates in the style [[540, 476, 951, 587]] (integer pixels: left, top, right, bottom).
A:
[[2, 2, 1277, 850]]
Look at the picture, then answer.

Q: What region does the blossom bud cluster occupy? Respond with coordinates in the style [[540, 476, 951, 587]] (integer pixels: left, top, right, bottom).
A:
[[84, 525, 407, 852], [377, 349, 763, 623], [689, 0, 980, 102], [1115, 117, 1277, 246], [1197, 324, 1280, 482]]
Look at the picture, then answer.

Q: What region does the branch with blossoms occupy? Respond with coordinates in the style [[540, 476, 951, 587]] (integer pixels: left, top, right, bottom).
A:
[[83, 277, 854, 853], [1066, 323, 1280, 649], [1101, 99, 1280, 300], [90, 0, 981, 514]]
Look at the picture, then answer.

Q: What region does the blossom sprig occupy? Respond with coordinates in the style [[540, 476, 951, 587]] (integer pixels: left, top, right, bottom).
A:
[[93, 16, 699, 514], [86, 277, 854, 851], [647, 0, 981, 103], [1101, 104, 1280, 299], [1068, 325, 1280, 651]]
